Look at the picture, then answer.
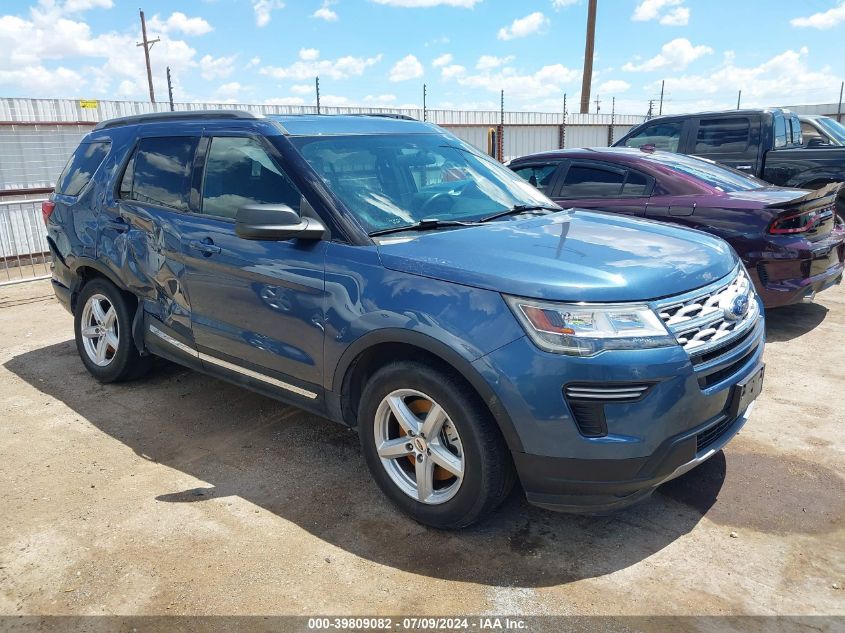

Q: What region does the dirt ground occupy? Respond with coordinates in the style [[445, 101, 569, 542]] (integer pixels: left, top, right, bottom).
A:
[[0, 279, 842, 621]]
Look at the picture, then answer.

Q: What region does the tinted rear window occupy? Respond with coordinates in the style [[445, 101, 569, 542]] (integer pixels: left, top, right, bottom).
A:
[[560, 165, 625, 198], [120, 137, 197, 211], [694, 117, 750, 154], [55, 141, 110, 196], [644, 153, 765, 192]]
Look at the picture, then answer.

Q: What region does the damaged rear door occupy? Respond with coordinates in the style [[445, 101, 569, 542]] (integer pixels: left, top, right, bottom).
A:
[[102, 130, 202, 354]]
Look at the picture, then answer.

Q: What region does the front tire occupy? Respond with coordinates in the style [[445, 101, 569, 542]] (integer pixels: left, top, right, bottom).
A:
[[74, 278, 151, 383], [358, 361, 514, 529]]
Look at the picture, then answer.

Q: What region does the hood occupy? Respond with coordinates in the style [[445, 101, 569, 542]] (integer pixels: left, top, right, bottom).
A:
[[376, 210, 738, 303]]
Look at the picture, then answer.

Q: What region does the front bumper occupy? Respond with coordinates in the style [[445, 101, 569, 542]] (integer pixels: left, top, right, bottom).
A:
[[514, 401, 755, 513]]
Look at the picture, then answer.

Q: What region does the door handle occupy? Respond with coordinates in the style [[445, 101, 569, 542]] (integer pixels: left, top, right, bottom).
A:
[[188, 238, 222, 256]]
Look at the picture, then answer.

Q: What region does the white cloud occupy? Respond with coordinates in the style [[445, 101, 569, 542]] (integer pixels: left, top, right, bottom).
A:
[[260, 49, 383, 81], [632, 0, 689, 25], [148, 12, 213, 36], [290, 83, 314, 95], [200, 54, 236, 80], [364, 94, 397, 104], [443, 61, 579, 100], [440, 64, 466, 80], [0, 7, 199, 99], [313, 1, 338, 21], [656, 46, 843, 112], [791, 2, 845, 29], [371, 0, 481, 7], [622, 38, 713, 72], [476, 54, 514, 70], [551, 0, 579, 9], [432, 53, 453, 67], [253, 0, 284, 27], [214, 81, 242, 101], [299, 48, 320, 61], [389, 54, 424, 81], [246, 56, 261, 68], [597, 79, 631, 94], [497, 12, 549, 41], [63, 0, 113, 11]]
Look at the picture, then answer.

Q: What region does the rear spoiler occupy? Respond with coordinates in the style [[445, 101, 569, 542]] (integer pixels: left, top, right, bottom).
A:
[[766, 181, 842, 209]]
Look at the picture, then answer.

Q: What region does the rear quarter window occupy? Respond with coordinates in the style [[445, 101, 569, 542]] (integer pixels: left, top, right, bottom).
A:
[[55, 141, 110, 196]]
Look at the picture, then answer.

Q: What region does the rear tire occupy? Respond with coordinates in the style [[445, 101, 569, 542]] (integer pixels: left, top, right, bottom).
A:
[[74, 278, 152, 383], [358, 360, 514, 529]]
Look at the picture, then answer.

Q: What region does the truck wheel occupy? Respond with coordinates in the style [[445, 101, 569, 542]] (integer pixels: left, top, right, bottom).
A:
[[358, 360, 515, 529], [74, 278, 152, 383]]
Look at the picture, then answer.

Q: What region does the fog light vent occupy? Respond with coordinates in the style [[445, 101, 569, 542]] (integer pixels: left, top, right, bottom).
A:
[[564, 383, 653, 438]]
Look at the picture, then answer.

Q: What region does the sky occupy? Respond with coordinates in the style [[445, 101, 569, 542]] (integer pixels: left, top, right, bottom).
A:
[[1, 0, 844, 115]]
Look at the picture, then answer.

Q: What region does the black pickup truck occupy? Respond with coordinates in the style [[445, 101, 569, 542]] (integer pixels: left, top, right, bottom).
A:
[[614, 108, 845, 195]]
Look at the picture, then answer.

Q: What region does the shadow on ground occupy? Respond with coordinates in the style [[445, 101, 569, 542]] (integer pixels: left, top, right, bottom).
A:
[[6, 340, 840, 587], [765, 302, 829, 343]]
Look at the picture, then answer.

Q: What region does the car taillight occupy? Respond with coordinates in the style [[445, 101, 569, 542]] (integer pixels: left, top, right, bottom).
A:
[[41, 201, 55, 225], [768, 208, 823, 234]]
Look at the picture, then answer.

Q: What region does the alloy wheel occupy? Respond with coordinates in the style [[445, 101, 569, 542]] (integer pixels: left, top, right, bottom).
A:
[[80, 293, 119, 367], [373, 389, 465, 505]]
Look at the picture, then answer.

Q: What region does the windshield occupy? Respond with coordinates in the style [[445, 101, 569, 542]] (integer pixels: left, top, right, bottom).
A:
[[290, 133, 554, 233], [814, 117, 845, 145], [645, 152, 767, 192]]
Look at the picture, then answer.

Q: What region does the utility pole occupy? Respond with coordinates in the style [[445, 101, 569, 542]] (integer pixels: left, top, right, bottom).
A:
[[647, 99, 654, 120], [837, 81, 843, 123], [737, 90, 742, 110], [423, 83, 427, 122], [315, 76, 321, 114], [166, 66, 174, 111], [137, 9, 160, 103], [594, 94, 601, 114], [580, 0, 597, 114], [498, 89, 505, 162], [560, 93, 567, 149], [608, 96, 615, 146], [659, 80, 665, 116]]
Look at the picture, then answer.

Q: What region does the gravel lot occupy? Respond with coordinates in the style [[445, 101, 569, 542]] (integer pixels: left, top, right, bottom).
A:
[[0, 279, 843, 621]]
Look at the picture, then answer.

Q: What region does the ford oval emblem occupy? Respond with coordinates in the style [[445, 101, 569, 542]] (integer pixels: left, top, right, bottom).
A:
[[726, 294, 749, 321]]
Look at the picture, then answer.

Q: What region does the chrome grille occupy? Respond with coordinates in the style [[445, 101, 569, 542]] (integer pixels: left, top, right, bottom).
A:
[[655, 266, 759, 357]]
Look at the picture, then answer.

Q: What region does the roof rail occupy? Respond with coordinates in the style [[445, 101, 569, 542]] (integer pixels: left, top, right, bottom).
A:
[[348, 113, 418, 121], [93, 109, 261, 131]]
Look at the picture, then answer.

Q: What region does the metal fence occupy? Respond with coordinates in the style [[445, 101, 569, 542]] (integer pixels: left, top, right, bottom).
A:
[[0, 199, 50, 285]]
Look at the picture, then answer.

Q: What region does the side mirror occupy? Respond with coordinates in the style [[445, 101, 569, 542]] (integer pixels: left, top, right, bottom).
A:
[[235, 204, 326, 241], [807, 136, 830, 148]]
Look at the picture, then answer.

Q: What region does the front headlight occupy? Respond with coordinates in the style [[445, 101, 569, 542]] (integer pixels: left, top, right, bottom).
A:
[[504, 296, 676, 356]]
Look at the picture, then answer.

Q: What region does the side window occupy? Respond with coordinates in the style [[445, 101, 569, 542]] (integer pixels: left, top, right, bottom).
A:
[[620, 170, 652, 197], [623, 122, 683, 152], [559, 165, 625, 198], [694, 117, 750, 154], [801, 121, 823, 146], [511, 163, 559, 193], [55, 141, 110, 196], [201, 136, 302, 219], [120, 137, 198, 211], [773, 113, 788, 149], [790, 116, 802, 146]]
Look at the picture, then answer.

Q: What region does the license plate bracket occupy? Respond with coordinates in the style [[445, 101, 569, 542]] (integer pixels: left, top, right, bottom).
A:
[[728, 363, 765, 419]]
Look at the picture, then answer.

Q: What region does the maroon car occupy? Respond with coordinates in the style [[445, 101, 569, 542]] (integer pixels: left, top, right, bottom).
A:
[[509, 148, 845, 308]]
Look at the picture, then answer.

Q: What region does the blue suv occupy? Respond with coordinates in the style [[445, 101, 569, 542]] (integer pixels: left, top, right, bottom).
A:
[[45, 111, 765, 528]]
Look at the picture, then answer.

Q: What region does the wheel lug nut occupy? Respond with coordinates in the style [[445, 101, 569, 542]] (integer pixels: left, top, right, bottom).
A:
[[427, 448, 431, 455], [416, 453, 424, 462], [405, 443, 413, 451]]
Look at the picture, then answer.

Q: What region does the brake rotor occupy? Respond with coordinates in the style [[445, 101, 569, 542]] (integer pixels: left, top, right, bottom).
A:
[[400, 398, 454, 481]]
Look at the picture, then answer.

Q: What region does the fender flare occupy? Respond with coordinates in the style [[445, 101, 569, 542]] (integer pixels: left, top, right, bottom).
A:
[[330, 328, 525, 453]]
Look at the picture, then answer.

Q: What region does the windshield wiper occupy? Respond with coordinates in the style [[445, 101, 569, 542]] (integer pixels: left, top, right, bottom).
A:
[[368, 217, 480, 237], [479, 204, 561, 223]]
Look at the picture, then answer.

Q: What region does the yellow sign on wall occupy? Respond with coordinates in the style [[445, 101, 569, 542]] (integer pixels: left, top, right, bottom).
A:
[[79, 99, 99, 109]]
